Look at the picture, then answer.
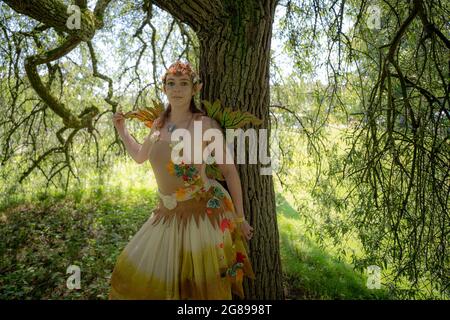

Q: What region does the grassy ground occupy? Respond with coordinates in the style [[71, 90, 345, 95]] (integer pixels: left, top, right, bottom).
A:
[[276, 193, 390, 299], [0, 175, 390, 300], [0, 185, 158, 299]]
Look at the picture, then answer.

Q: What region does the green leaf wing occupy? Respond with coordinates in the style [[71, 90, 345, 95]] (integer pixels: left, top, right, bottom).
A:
[[202, 99, 263, 129]]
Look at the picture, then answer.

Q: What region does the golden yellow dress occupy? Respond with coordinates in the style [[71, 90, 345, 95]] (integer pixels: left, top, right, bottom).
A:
[[108, 132, 255, 300]]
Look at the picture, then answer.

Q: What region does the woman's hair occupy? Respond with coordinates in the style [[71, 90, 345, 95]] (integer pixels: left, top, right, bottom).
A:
[[156, 60, 206, 129]]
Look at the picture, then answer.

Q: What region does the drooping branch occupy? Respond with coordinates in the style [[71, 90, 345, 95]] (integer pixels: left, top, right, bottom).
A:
[[86, 41, 117, 108], [24, 36, 83, 128], [413, 0, 450, 49], [277, 0, 449, 296], [93, 0, 113, 29], [4, 0, 113, 128], [0, 0, 114, 186], [18, 146, 64, 183]]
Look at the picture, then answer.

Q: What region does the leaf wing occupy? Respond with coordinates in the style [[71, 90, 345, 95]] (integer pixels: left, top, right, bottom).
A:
[[202, 99, 263, 129], [123, 99, 165, 128]]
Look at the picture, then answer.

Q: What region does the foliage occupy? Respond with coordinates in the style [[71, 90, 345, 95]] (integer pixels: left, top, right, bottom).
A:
[[0, 185, 156, 299], [0, 0, 448, 298], [273, 0, 449, 297]]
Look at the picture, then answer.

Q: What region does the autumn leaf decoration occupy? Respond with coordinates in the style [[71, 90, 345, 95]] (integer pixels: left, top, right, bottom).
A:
[[122, 99, 165, 128]]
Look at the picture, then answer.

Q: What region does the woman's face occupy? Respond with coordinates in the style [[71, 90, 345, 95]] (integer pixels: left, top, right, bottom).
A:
[[163, 74, 195, 106]]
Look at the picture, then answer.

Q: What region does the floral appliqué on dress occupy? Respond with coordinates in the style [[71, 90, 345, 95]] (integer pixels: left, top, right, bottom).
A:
[[163, 132, 248, 285]]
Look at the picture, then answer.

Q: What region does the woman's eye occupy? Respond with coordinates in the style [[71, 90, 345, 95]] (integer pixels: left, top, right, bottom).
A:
[[166, 81, 189, 87]]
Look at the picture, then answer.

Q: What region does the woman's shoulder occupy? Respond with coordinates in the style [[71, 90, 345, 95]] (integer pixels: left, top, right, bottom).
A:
[[194, 113, 221, 129], [193, 112, 207, 121]]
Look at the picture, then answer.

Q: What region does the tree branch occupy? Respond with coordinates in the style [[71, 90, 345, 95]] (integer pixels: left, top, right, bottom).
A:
[[86, 40, 118, 108], [413, 0, 450, 49], [2, 0, 97, 41], [24, 36, 83, 128], [151, 0, 227, 31]]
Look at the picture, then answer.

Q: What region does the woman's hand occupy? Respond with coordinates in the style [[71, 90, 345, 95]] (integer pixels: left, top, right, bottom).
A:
[[112, 107, 126, 134], [240, 219, 254, 241]]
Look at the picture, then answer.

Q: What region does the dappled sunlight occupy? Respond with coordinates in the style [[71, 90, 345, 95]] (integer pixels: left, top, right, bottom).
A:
[[276, 197, 390, 300], [104, 160, 158, 192]]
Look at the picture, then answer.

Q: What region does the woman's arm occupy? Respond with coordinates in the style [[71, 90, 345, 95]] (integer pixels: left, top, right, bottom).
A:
[[202, 116, 254, 240], [119, 123, 158, 164], [222, 164, 246, 219], [118, 129, 141, 161], [202, 116, 245, 219]]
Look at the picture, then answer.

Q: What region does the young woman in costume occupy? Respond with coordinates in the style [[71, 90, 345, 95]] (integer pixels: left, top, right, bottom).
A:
[[109, 61, 255, 299]]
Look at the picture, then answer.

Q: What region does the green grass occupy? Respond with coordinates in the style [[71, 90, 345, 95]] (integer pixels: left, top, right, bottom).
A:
[[276, 192, 391, 299], [0, 183, 158, 299], [1, 183, 391, 299]]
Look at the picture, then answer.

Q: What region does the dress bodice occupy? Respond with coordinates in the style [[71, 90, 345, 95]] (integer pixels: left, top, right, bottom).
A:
[[148, 135, 210, 198]]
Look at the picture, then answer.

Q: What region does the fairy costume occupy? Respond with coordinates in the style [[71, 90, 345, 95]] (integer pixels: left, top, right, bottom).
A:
[[108, 113, 256, 300]]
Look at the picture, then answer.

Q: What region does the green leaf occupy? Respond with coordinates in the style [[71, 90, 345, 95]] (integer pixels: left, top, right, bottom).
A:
[[205, 163, 225, 181], [202, 99, 263, 129]]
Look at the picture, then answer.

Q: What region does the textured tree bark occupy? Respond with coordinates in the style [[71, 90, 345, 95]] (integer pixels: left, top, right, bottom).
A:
[[156, 0, 285, 299]]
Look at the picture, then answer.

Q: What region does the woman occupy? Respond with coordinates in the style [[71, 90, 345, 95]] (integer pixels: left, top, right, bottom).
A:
[[109, 60, 255, 299]]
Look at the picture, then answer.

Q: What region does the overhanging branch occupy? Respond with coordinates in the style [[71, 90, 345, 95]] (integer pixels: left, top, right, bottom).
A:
[[2, 0, 98, 41], [24, 36, 83, 128], [152, 0, 227, 31]]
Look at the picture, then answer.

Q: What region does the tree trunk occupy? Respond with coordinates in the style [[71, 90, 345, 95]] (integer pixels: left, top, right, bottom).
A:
[[155, 0, 284, 299], [200, 5, 283, 300]]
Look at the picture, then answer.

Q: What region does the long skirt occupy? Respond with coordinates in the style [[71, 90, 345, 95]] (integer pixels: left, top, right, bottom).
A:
[[108, 180, 255, 299]]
